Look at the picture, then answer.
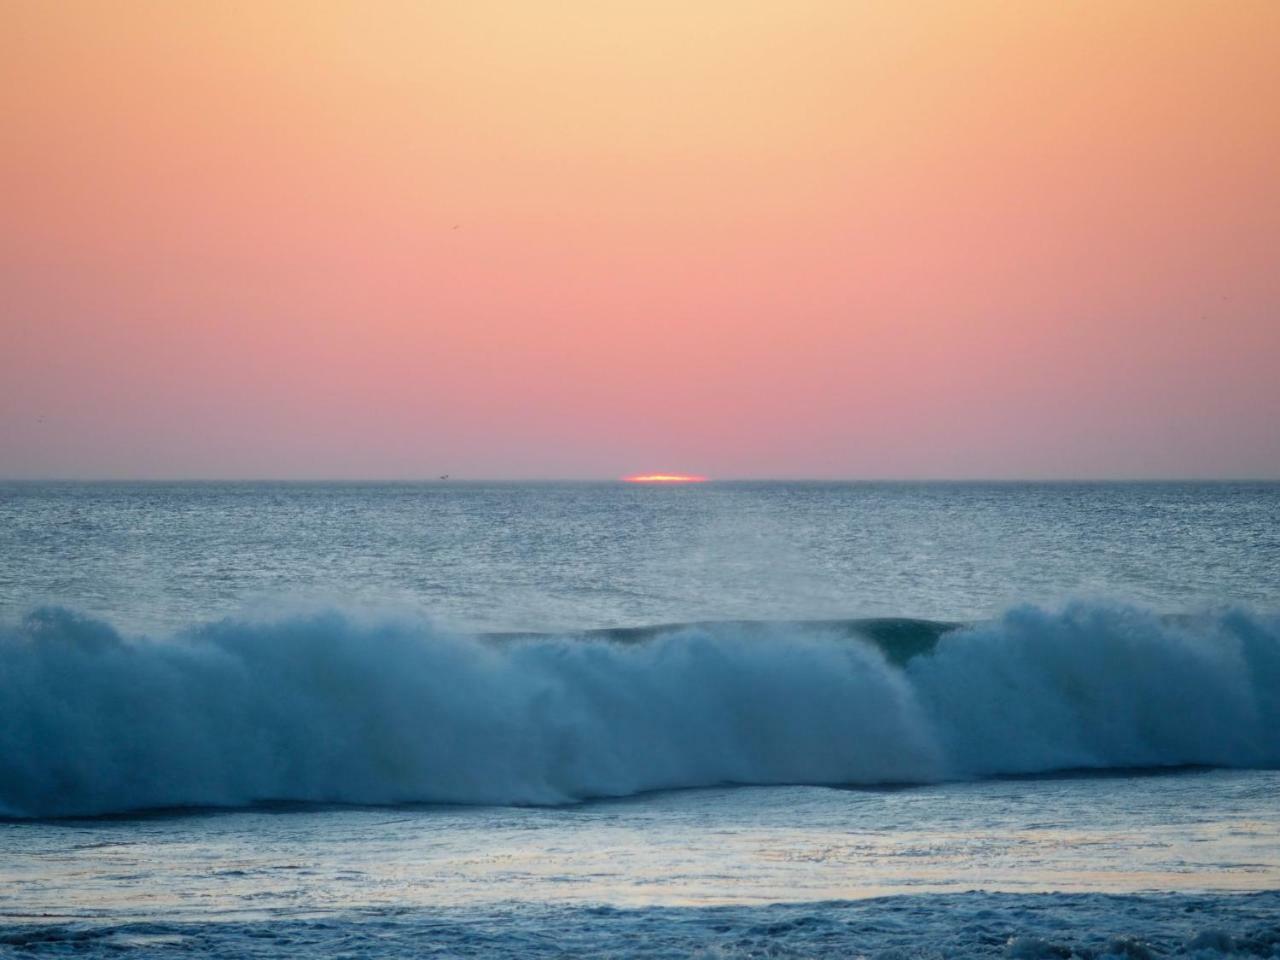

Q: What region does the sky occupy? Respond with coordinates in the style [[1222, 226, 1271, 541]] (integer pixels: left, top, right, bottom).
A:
[[2, 1, 1278, 480]]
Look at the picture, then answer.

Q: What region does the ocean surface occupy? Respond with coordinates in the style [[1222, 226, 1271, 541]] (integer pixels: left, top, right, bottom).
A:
[[1, 480, 1278, 957]]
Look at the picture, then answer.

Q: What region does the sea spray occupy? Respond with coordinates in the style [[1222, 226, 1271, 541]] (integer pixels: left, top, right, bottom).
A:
[[1, 603, 1277, 818]]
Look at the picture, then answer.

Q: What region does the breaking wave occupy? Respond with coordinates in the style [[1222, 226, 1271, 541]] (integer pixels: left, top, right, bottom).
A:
[[1, 603, 1277, 817]]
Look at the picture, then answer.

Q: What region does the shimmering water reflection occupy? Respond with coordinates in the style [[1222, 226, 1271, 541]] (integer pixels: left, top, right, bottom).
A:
[[4, 769, 1277, 926]]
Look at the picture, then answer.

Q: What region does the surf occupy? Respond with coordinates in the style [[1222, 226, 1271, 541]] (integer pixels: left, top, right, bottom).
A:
[[1, 602, 1276, 818]]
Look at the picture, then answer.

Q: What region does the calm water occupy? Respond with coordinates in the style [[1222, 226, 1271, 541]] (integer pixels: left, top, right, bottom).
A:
[[1, 482, 1278, 956], [2, 481, 1277, 633]]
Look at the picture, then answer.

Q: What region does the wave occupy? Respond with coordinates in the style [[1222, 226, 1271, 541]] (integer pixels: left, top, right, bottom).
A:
[[1, 603, 1277, 817]]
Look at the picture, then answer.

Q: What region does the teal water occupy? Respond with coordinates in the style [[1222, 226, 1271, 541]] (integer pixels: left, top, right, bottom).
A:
[[2, 481, 1277, 633], [2, 481, 1278, 956]]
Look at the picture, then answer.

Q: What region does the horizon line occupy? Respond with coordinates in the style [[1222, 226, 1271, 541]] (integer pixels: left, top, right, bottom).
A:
[[2, 476, 1278, 485]]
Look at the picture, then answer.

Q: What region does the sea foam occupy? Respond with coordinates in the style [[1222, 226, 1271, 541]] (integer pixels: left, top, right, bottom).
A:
[[1, 603, 1276, 817]]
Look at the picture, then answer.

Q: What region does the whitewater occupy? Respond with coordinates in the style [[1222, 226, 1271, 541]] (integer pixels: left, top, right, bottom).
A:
[[2, 481, 1279, 957], [2, 603, 1278, 818]]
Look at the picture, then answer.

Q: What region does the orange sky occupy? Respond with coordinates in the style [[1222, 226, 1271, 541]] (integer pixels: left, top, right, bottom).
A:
[[2, 1, 1278, 478]]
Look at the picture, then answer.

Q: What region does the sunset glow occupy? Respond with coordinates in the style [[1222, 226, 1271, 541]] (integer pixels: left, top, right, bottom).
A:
[[2, 1, 1278, 479], [623, 474, 710, 484]]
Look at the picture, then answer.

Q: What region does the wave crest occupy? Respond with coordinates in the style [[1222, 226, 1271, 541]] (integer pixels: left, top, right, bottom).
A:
[[1, 603, 1277, 817]]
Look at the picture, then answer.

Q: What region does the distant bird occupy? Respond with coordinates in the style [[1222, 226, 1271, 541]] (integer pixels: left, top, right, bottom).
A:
[[451, 224, 460, 230], [439, 474, 449, 480]]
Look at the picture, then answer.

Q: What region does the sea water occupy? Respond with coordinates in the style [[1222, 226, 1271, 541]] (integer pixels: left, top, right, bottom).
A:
[[1, 481, 1278, 957]]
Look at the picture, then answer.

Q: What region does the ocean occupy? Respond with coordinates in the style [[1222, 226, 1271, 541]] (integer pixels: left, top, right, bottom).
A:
[[1, 481, 1278, 957]]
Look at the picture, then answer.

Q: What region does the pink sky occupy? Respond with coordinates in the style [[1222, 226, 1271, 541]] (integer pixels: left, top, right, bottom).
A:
[[2, 1, 1278, 479]]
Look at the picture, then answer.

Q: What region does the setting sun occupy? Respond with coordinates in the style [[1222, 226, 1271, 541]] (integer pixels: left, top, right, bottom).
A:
[[622, 474, 710, 483]]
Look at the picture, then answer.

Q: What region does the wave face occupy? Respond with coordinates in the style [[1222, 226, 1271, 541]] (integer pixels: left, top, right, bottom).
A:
[[1, 603, 1277, 818]]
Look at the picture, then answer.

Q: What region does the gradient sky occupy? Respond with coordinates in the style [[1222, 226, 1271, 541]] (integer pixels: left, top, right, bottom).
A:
[[3, 1, 1278, 479]]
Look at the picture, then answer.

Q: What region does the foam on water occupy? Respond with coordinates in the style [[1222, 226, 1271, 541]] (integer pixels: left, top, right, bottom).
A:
[[2, 602, 1277, 818], [3, 893, 1279, 959]]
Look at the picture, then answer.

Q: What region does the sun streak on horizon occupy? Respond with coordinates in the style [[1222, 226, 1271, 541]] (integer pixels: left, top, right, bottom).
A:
[[622, 474, 710, 483]]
